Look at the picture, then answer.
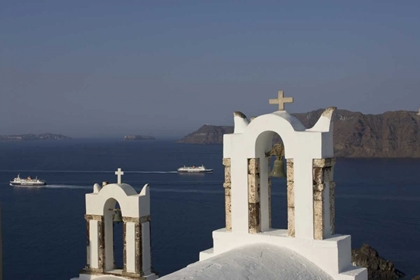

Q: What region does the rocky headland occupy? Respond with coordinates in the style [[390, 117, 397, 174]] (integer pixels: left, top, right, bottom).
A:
[[124, 135, 156, 141], [176, 109, 420, 158], [0, 133, 71, 141], [352, 244, 405, 279], [176, 125, 232, 145]]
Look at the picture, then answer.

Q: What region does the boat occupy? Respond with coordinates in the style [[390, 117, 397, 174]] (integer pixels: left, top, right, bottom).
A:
[[177, 165, 213, 173], [10, 174, 47, 186]]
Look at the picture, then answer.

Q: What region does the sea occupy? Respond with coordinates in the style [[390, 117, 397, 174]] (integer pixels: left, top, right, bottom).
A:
[[0, 139, 419, 279]]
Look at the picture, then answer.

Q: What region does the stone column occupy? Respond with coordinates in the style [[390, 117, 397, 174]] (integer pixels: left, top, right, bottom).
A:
[[286, 159, 295, 237], [122, 216, 152, 278], [98, 217, 105, 271], [248, 158, 261, 233], [135, 221, 143, 276], [223, 158, 232, 231], [140, 215, 152, 276], [122, 217, 141, 278], [313, 158, 336, 240], [85, 216, 90, 269], [313, 182, 324, 240], [84, 214, 104, 273]]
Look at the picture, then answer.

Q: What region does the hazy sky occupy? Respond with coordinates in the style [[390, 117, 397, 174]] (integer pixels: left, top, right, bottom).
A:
[[1, 1, 420, 138]]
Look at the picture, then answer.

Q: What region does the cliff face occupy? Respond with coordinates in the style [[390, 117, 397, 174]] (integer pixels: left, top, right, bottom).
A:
[[176, 109, 420, 158], [175, 125, 233, 145]]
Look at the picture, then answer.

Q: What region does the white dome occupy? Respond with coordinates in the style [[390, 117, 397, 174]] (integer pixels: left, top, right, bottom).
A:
[[160, 244, 333, 280]]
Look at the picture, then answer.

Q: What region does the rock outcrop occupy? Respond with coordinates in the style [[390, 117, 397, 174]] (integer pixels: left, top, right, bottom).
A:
[[352, 244, 405, 279], [175, 125, 233, 145], [176, 109, 420, 158]]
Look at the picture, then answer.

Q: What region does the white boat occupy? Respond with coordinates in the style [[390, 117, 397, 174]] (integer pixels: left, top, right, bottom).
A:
[[10, 174, 47, 186], [177, 165, 213, 173]]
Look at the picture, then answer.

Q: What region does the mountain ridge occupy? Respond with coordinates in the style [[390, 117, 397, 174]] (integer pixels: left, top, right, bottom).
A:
[[176, 109, 420, 158]]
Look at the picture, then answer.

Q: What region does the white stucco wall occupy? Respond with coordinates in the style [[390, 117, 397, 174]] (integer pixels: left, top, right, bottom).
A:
[[89, 220, 99, 269], [85, 183, 146, 218], [293, 156, 314, 239], [126, 222, 136, 273]]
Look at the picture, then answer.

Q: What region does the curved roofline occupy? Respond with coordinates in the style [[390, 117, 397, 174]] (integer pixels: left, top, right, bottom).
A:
[[271, 111, 306, 131]]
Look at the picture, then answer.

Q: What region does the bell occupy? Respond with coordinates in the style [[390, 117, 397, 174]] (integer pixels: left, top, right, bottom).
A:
[[270, 157, 286, 178], [113, 210, 123, 223]]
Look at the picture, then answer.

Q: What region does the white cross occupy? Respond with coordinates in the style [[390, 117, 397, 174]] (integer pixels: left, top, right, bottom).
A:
[[417, 108, 420, 116], [115, 168, 124, 184], [269, 90, 294, 111]]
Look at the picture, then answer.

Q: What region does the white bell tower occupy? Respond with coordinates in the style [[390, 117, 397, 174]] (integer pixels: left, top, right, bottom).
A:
[[71, 168, 158, 280], [199, 91, 367, 280]]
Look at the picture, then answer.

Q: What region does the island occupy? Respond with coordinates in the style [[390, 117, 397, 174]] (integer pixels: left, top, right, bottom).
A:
[[124, 135, 156, 141], [0, 133, 71, 141], [176, 109, 420, 158]]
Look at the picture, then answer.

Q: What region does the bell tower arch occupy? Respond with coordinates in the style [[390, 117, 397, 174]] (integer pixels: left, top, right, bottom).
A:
[[72, 168, 158, 280]]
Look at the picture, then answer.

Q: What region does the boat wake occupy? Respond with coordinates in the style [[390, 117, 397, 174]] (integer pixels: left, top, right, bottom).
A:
[[38, 184, 91, 190], [2, 170, 178, 174], [336, 194, 420, 202], [130, 171, 178, 174]]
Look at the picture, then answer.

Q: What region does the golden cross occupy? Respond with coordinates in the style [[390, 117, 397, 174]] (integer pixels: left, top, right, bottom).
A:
[[269, 90, 294, 111]]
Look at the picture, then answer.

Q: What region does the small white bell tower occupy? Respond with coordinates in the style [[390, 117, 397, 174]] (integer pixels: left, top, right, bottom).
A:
[[71, 168, 158, 280]]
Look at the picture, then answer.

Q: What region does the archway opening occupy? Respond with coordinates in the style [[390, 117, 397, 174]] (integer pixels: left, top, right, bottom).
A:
[[113, 202, 124, 269], [254, 130, 288, 232], [103, 198, 124, 272], [268, 133, 288, 229]]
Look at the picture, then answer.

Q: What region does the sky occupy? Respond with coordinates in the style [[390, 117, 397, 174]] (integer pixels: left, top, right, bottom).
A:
[[1, 1, 420, 138]]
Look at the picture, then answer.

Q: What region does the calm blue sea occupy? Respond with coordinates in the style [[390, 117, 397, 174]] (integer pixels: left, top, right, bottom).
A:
[[0, 140, 419, 279]]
